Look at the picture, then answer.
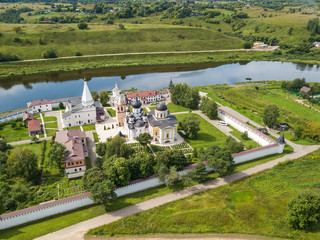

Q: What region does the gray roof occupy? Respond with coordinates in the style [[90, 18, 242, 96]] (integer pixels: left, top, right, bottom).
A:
[[147, 110, 178, 129], [156, 103, 167, 111], [62, 99, 101, 118]]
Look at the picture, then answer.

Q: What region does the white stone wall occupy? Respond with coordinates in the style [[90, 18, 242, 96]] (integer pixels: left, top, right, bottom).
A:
[[0, 108, 33, 123], [0, 196, 94, 230], [31, 104, 53, 113], [218, 110, 274, 146], [232, 145, 280, 164]]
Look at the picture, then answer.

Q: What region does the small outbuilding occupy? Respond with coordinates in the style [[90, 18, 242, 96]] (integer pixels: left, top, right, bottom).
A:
[[28, 119, 42, 136], [22, 113, 34, 126], [300, 86, 311, 94]]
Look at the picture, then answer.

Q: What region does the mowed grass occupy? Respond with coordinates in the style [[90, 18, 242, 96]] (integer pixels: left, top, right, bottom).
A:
[[0, 26, 243, 60], [88, 149, 320, 240], [175, 113, 228, 149], [0, 124, 31, 142], [167, 102, 191, 113], [82, 124, 95, 131], [44, 121, 58, 129]]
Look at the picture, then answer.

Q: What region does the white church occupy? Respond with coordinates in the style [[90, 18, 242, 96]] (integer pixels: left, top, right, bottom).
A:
[[62, 80, 105, 128]]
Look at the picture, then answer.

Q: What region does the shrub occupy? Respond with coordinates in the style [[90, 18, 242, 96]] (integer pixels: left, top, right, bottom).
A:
[[78, 22, 88, 30], [43, 48, 57, 58], [243, 42, 252, 49], [118, 24, 126, 30], [75, 50, 82, 56]]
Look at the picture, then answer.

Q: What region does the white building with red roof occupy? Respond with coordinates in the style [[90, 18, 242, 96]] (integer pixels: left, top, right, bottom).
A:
[[126, 90, 169, 104]]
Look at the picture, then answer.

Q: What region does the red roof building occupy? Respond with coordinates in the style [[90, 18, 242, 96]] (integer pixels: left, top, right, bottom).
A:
[[126, 90, 168, 104], [28, 119, 41, 136], [300, 86, 311, 94]]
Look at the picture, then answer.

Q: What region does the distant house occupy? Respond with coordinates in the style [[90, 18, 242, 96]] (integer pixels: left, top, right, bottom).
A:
[[300, 86, 311, 94], [313, 42, 320, 48], [28, 119, 42, 136], [27, 99, 52, 113], [55, 129, 88, 179], [22, 113, 34, 126]]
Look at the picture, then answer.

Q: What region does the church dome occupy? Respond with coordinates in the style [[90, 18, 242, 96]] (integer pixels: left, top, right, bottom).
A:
[[134, 120, 145, 128], [132, 99, 142, 109], [156, 103, 167, 111]]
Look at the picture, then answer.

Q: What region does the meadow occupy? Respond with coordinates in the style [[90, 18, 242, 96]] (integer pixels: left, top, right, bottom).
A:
[[88, 149, 320, 240]]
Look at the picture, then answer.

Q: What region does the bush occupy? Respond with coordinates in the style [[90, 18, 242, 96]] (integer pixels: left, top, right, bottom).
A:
[[287, 192, 320, 230], [78, 22, 88, 30], [243, 42, 252, 49], [43, 48, 57, 58], [118, 24, 126, 30], [75, 50, 82, 56]]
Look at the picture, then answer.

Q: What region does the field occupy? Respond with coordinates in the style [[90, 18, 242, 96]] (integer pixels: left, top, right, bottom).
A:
[[166, 102, 191, 113], [88, 149, 320, 240], [175, 113, 228, 149], [82, 124, 95, 131], [0, 123, 33, 142]]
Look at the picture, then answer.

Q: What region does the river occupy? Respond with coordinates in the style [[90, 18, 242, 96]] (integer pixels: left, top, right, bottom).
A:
[[1, 61, 320, 113]]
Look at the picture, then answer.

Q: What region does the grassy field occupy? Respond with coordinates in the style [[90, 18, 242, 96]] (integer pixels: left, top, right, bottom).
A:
[[0, 24, 243, 60], [44, 121, 58, 129], [93, 132, 99, 142], [175, 113, 228, 149], [88, 148, 320, 240], [228, 125, 259, 149], [0, 123, 31, 142], [167, 102, 191, 113], [43, 115, 57, 122]]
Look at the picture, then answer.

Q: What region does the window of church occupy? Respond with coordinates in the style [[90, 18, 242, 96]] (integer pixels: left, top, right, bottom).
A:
[[167, 134, 169, 138]]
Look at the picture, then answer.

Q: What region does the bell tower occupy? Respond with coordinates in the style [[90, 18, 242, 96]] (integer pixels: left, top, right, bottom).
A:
[[116, 95, 126, 127]]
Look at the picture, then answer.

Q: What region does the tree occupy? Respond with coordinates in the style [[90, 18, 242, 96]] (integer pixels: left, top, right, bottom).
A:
[[136, 133, 152, 148], [100, 90, 110, 107], [90, 180, 117, 210], [59, 102, 64, 109], [0, 139, 7, 151], [287, 192, 320, 230], [199, 96, 218, 119], [225, 136, 244, 154], [96, 143, 106, 157], [78, 22, 88, 30], [243, 42, 252, 49], [0, 151, 7, 175], [43, 48, 57, 58], [202, 145, 234, 176], [156, 149, 188, 171], [180, 115, 200, 139], [263, 105, 279, 128], [158, 164, 169, 182], [94, 157, 104, 169], [189, 161, 208, 182], [127, 155, 154, 180], [118, 23, 126, 30], [7, 148, 39, 181], [82, 168, 106, 190], [3, 199, 17, 212], [105, 136, 134, 158], [103, 156, 131, 186], [166, 166, 180, 189], [241, 131, 249, 140], [91, 90, 99, 101], [171, 83, 200, 109], [46, 143, 67, 170]]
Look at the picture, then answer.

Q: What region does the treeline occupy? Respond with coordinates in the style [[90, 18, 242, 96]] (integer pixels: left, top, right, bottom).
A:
[[307, 18, 320, 35], [0, 7, 32, 23], [0, 52, 19, 62]]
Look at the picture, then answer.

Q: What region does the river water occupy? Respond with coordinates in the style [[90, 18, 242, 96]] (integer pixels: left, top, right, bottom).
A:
[[1, 61, 319, 113]]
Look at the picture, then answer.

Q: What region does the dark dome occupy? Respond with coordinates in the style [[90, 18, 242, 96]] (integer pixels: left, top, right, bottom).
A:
[[132, 99, 142, 109], [134, 120, 145, 128], [156, 103, 167, 111]]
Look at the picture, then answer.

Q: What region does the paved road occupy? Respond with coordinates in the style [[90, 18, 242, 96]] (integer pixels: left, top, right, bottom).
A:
[[85, 130, 97, 168], [9, 137, 51, 146], [1, 48, 278, 64], [35, 142, 318, 240]]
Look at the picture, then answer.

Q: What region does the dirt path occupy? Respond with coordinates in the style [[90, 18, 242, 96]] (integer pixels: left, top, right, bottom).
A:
[[35, 143, 318, 240], [0, 48, 278, 64], [84, 233, 273, 240]]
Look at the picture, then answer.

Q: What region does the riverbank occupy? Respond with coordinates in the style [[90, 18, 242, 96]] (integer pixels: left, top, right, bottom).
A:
[[1, 50, 320, 79]]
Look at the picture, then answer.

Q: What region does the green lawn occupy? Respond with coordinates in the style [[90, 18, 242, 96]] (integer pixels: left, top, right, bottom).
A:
[[0, 124, 31, 142], [46, 129, 57, 137], [93, 132, 99, 142], [88, 147, 319, 240], [82, 124, 96, 131], [175, 113, 228, 149], [45, 122, 58, 129], [149, 107, 155, 111], [85, 157, 92, 169], [43, 116, 57, 122], [106, 108, 116, 117], [167, 102, 191, 113]]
